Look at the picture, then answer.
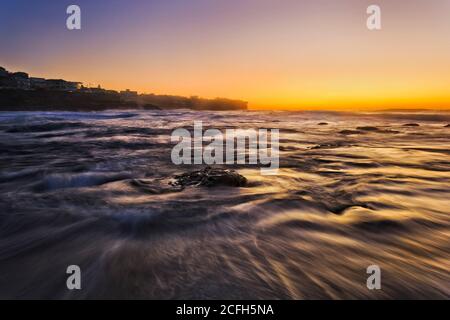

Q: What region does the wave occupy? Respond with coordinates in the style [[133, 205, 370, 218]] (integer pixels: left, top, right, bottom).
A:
[[6, 122, 88, 133], [32, 172, 132, 192]]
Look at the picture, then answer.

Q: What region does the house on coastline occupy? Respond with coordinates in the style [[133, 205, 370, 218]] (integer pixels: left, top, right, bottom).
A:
[[44, 79, 81, 91]]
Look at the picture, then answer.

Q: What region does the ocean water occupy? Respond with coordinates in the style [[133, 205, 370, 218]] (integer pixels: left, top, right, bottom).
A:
[[0, 110, 449, 299]]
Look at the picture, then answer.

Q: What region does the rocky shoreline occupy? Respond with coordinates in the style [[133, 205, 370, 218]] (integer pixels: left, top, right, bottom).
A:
[[0, 89, 248, 111]]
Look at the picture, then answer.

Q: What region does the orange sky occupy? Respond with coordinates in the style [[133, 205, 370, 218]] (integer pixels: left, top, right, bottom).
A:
[[2, 0, 450, 110]]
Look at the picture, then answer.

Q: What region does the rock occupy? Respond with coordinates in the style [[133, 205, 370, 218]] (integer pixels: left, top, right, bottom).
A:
[[130, 178, 182, 194], [130, 167, 247, 194], [383, 130, 400, 134], [317, 122, 328, 126], [355, 126, 399, 134], [171, 166, 247, 188], [310, 142, 347, 149], [339, 130, 364, 135], [356, 126, 380, 131], [445, 124, 450, 128], [403, 123, 420, 127]]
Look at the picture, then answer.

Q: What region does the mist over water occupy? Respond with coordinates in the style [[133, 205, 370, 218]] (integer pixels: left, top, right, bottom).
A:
[[0, 110, 449, 299]]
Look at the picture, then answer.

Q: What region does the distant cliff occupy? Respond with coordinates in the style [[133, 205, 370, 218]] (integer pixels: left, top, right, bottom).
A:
[[137, 94, 247, 111]]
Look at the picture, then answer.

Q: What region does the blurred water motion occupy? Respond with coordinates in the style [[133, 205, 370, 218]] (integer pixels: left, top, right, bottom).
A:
[[0, 110, 449, 299]]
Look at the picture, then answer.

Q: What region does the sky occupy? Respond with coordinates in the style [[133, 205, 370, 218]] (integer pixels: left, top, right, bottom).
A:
[[1, 0, 450, 110]]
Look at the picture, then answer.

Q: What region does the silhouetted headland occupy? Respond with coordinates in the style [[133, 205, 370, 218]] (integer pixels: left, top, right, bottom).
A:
[[0, 66, 247, 111]]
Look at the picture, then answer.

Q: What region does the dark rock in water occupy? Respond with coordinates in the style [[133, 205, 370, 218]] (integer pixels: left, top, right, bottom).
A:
[[384, 129, 400, 134], [356, 126, 380, 131], [339, 130, 364, 135], [356, 126, 400, 134], [445, 124, 450, 128], [403, 123, 420, 127], [131, 178, 183, 194], [130, 167, 247, 193], [171, 166, 247, 188], [310, 142, 347, 150], [317, 122, 328, 126]]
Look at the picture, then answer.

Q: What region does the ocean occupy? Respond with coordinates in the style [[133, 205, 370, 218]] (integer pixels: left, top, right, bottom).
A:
[[0, 109, 449, 299]]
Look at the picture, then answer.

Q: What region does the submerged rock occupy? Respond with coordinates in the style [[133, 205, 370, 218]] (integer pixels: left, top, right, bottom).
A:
[[445, 124, 450, 128], [356, 126, 400, 134], [131, 178, 183, 194], [130, 167, 247, 194], [317, 122, 328, 126], [310, 142, 347, 149], [339, 130, 364, 135], [171, 166, 247, 188], [403, 123, 420, 127], [356, 126, 380, 131]]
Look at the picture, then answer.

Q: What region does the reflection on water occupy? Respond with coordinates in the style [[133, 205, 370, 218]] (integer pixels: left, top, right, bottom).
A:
[[0, 110, 449, 299]]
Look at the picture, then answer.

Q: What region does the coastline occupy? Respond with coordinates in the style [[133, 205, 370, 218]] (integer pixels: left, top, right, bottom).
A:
[[0, 89, 248, 112]]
